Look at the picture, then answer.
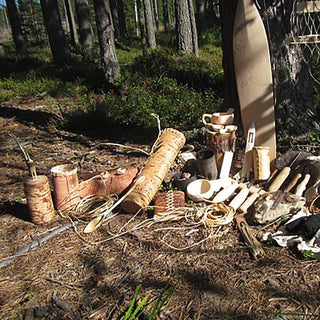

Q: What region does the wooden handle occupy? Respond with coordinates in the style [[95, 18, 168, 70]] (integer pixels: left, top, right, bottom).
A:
[[239, 191, 260, 213], [284, 173, 302, 192], [229, 187, 250, 211], [268, 167, 291, 192], [295, 174, 311, 197], [219, 151, 233, 179], [212, 183, 239, 203]]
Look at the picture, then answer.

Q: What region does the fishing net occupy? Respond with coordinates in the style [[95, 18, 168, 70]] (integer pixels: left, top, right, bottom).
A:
[[290, 0, 320, 63], [290, 0, 320, 99]]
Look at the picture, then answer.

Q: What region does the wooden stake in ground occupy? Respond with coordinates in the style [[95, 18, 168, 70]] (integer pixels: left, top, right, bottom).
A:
[[9, 133, 37, 179]]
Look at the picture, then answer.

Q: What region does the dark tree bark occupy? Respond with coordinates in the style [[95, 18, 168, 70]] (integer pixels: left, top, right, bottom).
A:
[[262, 0, 314, 133], [219, 0, 239, 113], [40, 0, 70, 63], [118, 0, 128, 37], [196, 0, 219, 35], [143, 0, 156, 48], [17, 0, 45, 43], [6, 0, 28, 60], [196, 0, 205, 34], [163, 0, 169, 31], [64, 0, 79, 47], [137, 0, 147, 55], [188, 0, 198, 56], [110, 0, 120, 39], [175, 0, 198, 55], [93, 0, 120, 83], [153, 0, 159, 30], [18, 0, 27, 35], [29, 0, 43, 43], [75, 0, 94, 60]]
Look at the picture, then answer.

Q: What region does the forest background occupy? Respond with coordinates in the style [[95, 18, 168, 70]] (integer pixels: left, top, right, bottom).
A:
[[0, 0, 319, 144], [2, 1, 320, 319]]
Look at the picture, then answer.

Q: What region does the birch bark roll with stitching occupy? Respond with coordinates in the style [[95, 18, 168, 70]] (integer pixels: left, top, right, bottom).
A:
[[122, 128, 185, 214]]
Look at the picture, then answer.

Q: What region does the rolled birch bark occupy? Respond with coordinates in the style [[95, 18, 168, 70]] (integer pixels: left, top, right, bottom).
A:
[[122, 128, 185, 213], [24, 175, 55, 225]]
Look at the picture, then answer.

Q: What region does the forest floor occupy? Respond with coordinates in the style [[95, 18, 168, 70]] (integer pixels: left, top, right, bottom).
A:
[[0, 99, 320, 320]]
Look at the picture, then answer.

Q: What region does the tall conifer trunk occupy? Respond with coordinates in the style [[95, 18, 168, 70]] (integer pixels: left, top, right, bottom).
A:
[[93, 0, 120, 83], [75, 0, 94, 60], [40, 0, 70, 63], [6, 0, 28, 60]]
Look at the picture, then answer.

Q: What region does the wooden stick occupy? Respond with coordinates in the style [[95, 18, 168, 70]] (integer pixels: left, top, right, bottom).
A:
[[236, 214, 265, 259], [0, 222, 77, 269]]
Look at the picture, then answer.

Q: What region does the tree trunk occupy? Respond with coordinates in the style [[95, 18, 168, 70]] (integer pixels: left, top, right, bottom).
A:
[[40, 0, 70, 63], [110, 0, 120, 39], [93, 0, 120, 83], [5, 0, 28, 60], [3, 7, 10, 30], [118, 0, 128, 37], [64, 0, 79, 47], [207, 0, 219, 26], [1, 7, 8, 30], [137, 0, 147, 55], [29, 0, 42, 43], [219, 0, 239, 113], [75, 0, 94, 60], [153, 0, 159, 30], [163, 0, 169, 31], [18, 0, 27, 36], [196, 0, 205, 34], [188, 0, 198, 56], [62, 0, 70, 33], [175, 0, 198, 55], [262, 0, 314, 133], [143, 0, 156, 48], [134, 0, 139, 36]]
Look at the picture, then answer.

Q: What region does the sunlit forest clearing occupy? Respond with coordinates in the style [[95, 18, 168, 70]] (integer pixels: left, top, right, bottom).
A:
[[1, 1, 320, 319]]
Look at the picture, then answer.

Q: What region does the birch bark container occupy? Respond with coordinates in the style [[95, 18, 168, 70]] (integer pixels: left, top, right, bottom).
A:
[[122, 128, 185, 214], [24, 175, 55, 225], [253, 146, 270, 180], [51, 164, 80, 211]]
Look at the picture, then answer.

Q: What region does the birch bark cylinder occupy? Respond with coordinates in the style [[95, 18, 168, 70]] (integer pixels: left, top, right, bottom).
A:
[[122, 128, 185, 213], [24, 175, 55, 225]]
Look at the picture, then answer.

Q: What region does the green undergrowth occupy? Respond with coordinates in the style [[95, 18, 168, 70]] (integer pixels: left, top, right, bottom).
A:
[[93, 46, 224, 130], [130, 48, 223, 91], [0, 28, 224, 131], [123, 283, 174, 320], [0, 68, 89, 102], [95, 75, 222, 130]]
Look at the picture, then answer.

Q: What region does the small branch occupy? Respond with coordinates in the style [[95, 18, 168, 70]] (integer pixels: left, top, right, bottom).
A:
[[8, 133, 37, 179], [0, 222, 77, 269], [94, 142, 150, 156]]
